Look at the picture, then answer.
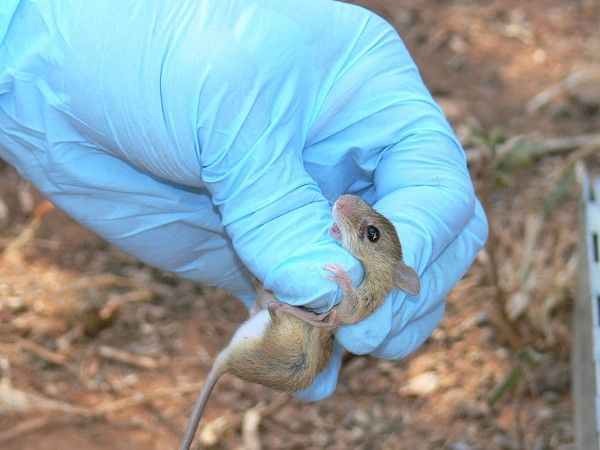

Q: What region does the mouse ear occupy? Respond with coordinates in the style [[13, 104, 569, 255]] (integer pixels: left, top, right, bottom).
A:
[[395, 263, 420, 296]]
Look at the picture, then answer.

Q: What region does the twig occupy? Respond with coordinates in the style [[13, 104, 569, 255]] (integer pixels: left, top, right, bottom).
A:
[[15, 337, 68, 366], [481, 242, 524, 352], [98, 345, 160, 370], [242, 402, 265, 450], [0, 417, 55, 442], [58, 274, 142, 293], [99, 288, 153, 320], [0, 378, 89, 415], [198, 412, 237, 447], [95, 382, 200, 415], [1, 200, 54, 263], [466, 133, 600, 164], [526, 66, 600, 113], [197, 393, 288, 448], [0, 413, 150, 443], [0, 380, 202, 443]]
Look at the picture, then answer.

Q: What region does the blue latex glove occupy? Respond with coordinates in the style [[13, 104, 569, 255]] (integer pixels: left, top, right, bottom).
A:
[[0, 0, 487, 401]]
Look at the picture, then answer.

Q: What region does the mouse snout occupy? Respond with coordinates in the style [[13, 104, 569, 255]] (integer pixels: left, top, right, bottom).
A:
[[334, 194, 361, 216]]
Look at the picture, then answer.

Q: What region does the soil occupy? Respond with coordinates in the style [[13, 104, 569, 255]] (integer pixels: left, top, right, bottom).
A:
[[1, 1, 598, 449]]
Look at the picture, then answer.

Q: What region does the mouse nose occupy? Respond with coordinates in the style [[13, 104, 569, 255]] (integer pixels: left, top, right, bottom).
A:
[[333, 199, 348, 215], [335, 194, 358, 213]]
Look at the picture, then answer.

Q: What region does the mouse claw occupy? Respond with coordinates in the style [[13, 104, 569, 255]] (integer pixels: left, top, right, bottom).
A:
[[323, 263, 343, 274], [323, 263, 357, 304], [323, 263, 352, 287]]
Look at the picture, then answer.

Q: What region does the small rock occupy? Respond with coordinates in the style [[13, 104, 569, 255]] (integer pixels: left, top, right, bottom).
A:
[[400, 371, 440, 396], [473, 311, 489, 326], [312, 432, 332, 448], [346, 426, 365, 443], [430, 328, 447, 342], [493, 433, 519, 450], [543, 391, 560, 403], [372, 420, 396, 435], [534, 407, 553, 420], [394, 10, 414, 27], [4, 297, 25, 312], [353, 409, 370, 426], [495, 348, 510, 360], [449, 442, 472, 450], [377, 360, 396, 374], [449, 35, 467, 53], [17, 182, 34, 214]]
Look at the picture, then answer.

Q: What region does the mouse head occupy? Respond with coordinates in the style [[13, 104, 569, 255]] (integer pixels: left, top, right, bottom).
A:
[[330, 195, 420, 295]]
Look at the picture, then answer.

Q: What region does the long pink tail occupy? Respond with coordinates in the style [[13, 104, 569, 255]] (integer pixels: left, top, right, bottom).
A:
[[179, 367, 221, 450]]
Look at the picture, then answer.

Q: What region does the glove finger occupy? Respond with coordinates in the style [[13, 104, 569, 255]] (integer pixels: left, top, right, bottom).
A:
[[373, 200, 488, 359], [0, 118, 262, 305], [334, 296, 393, 355], [293, 340, 343, 402]]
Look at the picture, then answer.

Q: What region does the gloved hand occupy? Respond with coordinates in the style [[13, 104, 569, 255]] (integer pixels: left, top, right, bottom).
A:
[[0, 0, 487, 401]]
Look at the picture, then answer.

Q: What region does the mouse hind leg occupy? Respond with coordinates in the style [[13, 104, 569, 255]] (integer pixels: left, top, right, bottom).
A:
[[267, 301, 338, 329], [249, 278, 277, 315], [251, 278, 338, 329]]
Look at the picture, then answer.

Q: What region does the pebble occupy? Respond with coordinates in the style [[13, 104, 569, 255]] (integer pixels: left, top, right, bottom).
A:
[[449, 442, 472, 450], [492, 433, 519, 450], [400, 371, 440, 396]]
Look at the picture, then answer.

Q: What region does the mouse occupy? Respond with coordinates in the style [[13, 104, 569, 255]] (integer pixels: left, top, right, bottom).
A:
[[179, 194, 420, 450]]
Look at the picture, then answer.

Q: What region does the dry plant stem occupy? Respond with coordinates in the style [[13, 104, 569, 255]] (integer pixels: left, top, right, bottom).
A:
[[0, 378, 89, 415], [0, 417, 60, 443], [58, 273, 142, 292], [98, 345, 160, 370], [0, 414, 150, 443], [466, 132, 600, 164], [198, 413, 237, 447], [197, 393, 288, 448], [514, 397, 524, 449], [1, 200, 53, 261], [475, 153, 524, 351], [95, 382, 201, 416], [15, 337, 68, 366], [58, 273, 176, 299], [6, 343, 90, 389], [100, 288, 153, 320], [104, 377, 181, 439], [486, 227, 525, 351], [241, 402, 265, 450], [0, 381, 203, 443]]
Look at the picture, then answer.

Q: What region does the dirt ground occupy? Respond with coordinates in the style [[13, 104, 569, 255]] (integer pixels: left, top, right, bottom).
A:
[[1, 1, 599, 449]]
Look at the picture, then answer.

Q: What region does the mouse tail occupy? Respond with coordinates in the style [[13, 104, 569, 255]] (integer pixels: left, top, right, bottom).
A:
[[179, 366, 221, 450]]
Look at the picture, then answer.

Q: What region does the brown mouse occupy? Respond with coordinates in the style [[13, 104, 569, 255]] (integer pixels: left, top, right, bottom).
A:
[[179, 194, 419, 450]]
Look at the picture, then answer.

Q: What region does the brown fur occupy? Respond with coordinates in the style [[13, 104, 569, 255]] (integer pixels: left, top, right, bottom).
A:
[[221, 194, 419, 391], [332, 194, 418, 323], [223, 315, 333, 391], [179, 195, 420, 450]]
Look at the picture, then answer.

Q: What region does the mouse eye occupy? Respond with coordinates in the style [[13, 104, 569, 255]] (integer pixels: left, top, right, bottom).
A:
[[366, 225, 380, 243]]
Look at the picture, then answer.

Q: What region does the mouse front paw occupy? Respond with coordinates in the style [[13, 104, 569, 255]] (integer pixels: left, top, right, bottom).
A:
[[323, 263, 354, 295]]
